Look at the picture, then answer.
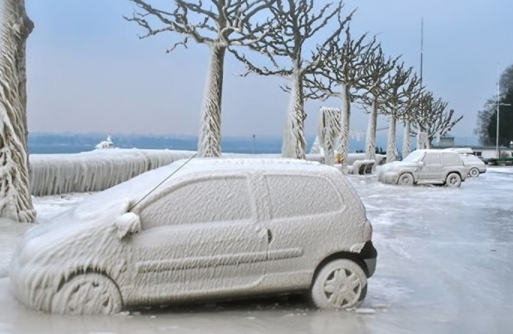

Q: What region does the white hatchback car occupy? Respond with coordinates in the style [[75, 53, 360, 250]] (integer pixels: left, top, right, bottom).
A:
[[378, 149, 467, 187], [459, 154, 487, 177], [11, 158, 377, 314]]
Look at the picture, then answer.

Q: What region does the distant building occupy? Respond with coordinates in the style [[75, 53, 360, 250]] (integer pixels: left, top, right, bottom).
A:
[[433, 136, 513, 159]]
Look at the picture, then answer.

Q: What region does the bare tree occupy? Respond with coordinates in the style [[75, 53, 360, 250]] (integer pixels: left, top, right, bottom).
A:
[[0, 0, 36, 222], [410, 91, 463, 148], [303, 25, 378, 170], [401, 85, 424, 158], [360, 46, 399, 160], [381, 64, 420, 162], [232, 0, 352, 159], [317, 107, 341, 166], [125, 0, 274, 157]]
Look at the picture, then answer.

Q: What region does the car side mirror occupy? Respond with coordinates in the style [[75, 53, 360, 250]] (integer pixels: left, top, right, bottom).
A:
[[114, 212, 141, 239], [419, 161, 424, 167]]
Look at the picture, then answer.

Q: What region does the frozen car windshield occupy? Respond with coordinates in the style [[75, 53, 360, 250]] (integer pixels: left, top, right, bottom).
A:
[[402, 150, 425, 163]]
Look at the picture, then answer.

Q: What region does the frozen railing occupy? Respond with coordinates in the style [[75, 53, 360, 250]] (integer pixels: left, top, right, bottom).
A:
[[29, 150, 325, 196], [29, 149, 196, 196]]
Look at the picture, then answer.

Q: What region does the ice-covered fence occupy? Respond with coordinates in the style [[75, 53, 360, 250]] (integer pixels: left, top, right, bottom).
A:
[[29, 149, 196, 196], [29, 150, 328, 196]]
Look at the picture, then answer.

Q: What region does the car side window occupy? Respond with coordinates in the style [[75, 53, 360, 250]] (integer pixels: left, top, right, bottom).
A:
[[140, 176, 253, 229], [442, 153, 462, 166], [264, 174, 343, 219], [422, 153, 441, 165]]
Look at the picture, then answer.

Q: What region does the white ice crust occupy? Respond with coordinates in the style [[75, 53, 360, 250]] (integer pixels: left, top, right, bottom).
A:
[[11, 158, 372, 314]]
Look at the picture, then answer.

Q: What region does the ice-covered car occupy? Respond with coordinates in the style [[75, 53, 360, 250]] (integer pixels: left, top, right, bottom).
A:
[[11, 158, 377, 315], [377, 149, 467, 187], [442, 148, 487, 177]]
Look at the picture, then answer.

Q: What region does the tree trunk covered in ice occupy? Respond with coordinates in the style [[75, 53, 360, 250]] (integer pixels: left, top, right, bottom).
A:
[[410, 91, 463, 148], [361, 45, 399, 162], [231, 0, 349, 159], [338, 84, 351, 170], [198, 46, 225, 157], [381, 65, 419, 163], [126, 0, 274, 158], [402, 119, 411, 158], [0, 0, 36, 222], [365, 97, 379, 161], [386, 116, 397, 162], [282, 69, 306, 159], [302, 27, 377, 172], [317, 107, 340, 166]]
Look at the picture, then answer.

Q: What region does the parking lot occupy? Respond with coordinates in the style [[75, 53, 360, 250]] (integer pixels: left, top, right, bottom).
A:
[[0, 167, 512, 334]]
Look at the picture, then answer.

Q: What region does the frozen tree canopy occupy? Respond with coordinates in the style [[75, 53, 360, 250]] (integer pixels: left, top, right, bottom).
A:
[[231, 0, 352, 159], [0, 0, 35, 222], [125, 0, 275, 158]]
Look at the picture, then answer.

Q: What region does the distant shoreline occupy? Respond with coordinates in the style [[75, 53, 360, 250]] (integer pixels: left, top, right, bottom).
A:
[[27, 132, 481, 155]]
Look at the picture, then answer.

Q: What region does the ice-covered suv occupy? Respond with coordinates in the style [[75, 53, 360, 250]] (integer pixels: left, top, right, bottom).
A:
[[11, 158, 377, 314], [378, 149, 467, 187]]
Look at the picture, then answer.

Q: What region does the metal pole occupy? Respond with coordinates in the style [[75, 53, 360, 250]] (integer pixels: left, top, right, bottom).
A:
[[496, 64, 512, 158], [420, 17, 424, 87], [252, 134, 255, 154], [496, 65, 500, 158]]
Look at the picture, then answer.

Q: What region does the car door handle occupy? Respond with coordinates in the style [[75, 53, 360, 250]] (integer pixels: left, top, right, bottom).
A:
[[267, 229, 272, 243]]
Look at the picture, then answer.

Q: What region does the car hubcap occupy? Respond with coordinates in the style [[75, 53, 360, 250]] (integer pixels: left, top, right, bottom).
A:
[[323, 268, 361, 307], [66, 281, 114, 314]]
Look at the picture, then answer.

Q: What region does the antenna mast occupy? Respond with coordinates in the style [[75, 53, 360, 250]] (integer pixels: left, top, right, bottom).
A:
[[420, 17, 424, 86]]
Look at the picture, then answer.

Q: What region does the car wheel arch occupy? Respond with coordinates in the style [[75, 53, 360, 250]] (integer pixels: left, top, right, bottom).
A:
[[56, 267, 120, 293], [311, 252, 369, 287], [445, 172, 463, 187]]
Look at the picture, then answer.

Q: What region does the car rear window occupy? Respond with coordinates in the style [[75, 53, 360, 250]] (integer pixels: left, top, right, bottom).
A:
[[442, 153, 462, 166], [422, 153, 441, 165], [264, 174, 343, 219]]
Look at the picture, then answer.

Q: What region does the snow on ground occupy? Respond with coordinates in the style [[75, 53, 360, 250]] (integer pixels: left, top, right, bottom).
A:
[[0, 165, 512, 333]]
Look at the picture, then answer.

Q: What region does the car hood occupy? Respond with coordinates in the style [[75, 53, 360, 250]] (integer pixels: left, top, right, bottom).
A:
[[380, 161, 419, 172]]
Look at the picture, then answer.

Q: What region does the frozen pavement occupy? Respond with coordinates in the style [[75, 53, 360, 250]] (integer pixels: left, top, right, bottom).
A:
[[0, 167, 512, 334]]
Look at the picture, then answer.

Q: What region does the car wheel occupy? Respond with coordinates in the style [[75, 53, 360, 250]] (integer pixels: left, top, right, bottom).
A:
[[446, 173, 462, 187], [51, 273, 123, 315], [469, 167, 480, 178], [397, 173, 414, 185], [311, 259, 367, 310]]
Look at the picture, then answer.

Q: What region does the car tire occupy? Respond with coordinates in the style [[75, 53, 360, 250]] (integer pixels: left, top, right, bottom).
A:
[[311, 259, 367, 310], [51, 273, 123, 315], [469, 168, 480, 178], [397, 173, 414, 185], [446, 173, 462, 187]]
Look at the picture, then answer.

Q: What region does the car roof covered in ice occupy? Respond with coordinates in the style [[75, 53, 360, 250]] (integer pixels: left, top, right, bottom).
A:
[[60, 158, 338, 222]]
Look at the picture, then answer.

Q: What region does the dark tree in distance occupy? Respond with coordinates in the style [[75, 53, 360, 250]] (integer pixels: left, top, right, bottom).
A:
[[475, 63, 513, 146]]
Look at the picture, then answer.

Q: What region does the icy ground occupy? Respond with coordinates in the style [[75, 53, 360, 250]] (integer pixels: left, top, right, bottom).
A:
[[1, 167, 512, 334]]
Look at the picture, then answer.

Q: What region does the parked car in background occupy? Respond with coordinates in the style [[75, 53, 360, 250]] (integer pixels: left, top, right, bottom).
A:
[[441, 148, 487, 177], [377, 149, 467, 187], [11, 158, 377, 315], [459, 154, 487, 177]]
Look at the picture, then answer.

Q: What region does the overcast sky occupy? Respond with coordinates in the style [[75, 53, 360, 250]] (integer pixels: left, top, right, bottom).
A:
[[25, 0, 513, 140]]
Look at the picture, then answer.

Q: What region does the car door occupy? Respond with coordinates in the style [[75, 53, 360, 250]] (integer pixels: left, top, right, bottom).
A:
[[420, 152, 443, 181], [128, 174, 268, 301], [260, 173, 346, 287]]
